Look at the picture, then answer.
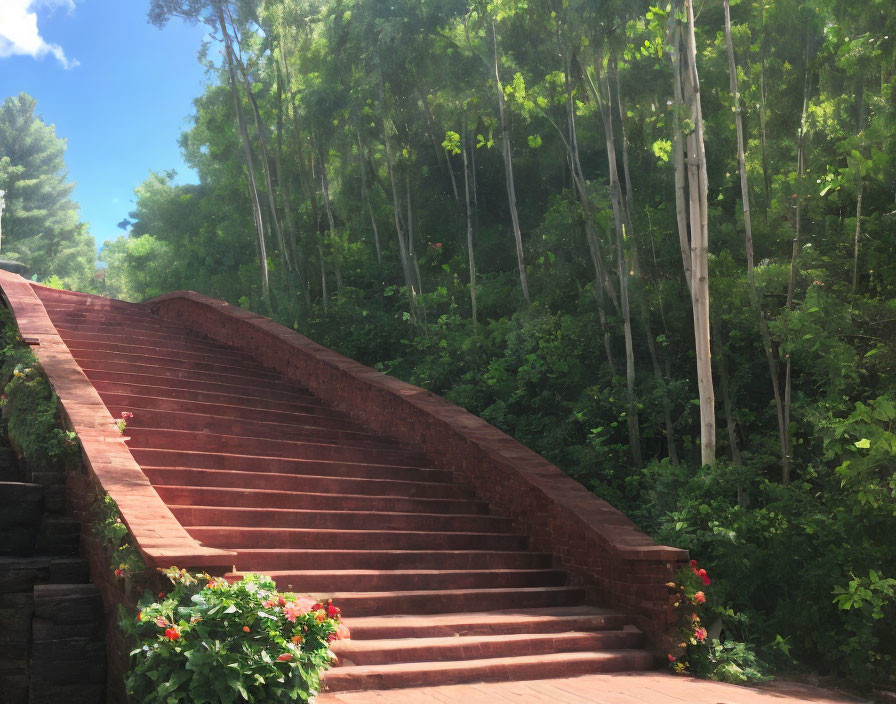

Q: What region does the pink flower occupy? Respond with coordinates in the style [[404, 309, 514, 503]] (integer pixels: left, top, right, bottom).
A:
[[155, 617, 168, 628], [667, 653, 675, 662], [283, 597, 316, 622], [276, 653, 292, 662], [121, 411, 133, 420], [335, 623, 351, 640], [694, 627, 707, 642]]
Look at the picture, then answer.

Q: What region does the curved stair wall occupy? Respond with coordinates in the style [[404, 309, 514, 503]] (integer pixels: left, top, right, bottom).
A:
[[148, 290, 688, 642]]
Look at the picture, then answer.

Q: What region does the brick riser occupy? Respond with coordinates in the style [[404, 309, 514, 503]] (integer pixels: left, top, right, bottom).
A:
[[35, 292, 655, 692]]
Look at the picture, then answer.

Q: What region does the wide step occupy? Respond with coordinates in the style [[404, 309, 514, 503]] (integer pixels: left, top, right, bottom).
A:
[[321, 649, 654, 691], [342, 607, 629, 639], [331, 629, 642, 665], [230, 568, 566, 592]]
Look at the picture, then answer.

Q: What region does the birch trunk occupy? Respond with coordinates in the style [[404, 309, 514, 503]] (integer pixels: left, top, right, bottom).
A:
[[678, 0, 715, 466]]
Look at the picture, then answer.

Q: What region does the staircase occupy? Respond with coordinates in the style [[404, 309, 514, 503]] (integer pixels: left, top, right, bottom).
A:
[[32, 287, 654, 692]]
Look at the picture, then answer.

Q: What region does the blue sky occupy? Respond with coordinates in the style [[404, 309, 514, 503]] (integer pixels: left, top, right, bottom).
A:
[[0, 0, 210, 254]]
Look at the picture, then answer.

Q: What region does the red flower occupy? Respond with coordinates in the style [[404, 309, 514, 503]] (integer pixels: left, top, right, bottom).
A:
[[697, 569, 711, 586], [242, 626, 250, 633], [114, 568, 124, 578], [278, 596, 286, 607], [164, 627, 180, 640], [276, 653, 292, 662], [311, 603, 323, 611], [137, 611, 144, 622], [121, 411, 133, 420], [694, 627, 707, 642], [328, 633, 337, 642], [327, 602, 340, 619], [667, 653, 675, 662], [693, 591, 706, 604], [689, 560, 698, 568], [291, 635, 304, 645]]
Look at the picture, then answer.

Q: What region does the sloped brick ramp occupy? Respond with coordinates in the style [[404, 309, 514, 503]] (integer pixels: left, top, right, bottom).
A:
[[0, 269, 695, 693]]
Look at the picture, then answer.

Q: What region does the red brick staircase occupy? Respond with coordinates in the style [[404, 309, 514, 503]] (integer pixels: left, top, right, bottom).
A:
[[30, 286, 656, 692]]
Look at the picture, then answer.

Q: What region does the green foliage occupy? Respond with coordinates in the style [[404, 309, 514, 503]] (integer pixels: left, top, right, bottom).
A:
[[123, 570, 347, 704], [0, 309, 80, 472], [667, 562, 766, 683], [92, 494, 145, 581], [0, 94, 96, 289]]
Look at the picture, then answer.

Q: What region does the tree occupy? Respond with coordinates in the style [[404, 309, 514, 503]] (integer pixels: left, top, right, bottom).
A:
[[0, 93, 95, 289]]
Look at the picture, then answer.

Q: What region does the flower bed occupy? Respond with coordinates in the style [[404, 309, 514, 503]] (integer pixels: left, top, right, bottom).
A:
[[123, 569, 349, 703]]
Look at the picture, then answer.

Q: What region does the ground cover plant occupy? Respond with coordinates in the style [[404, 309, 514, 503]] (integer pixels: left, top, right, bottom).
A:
[[124, 569, 349, 704]]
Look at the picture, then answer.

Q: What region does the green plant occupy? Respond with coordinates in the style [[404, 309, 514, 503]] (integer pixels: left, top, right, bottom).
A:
[[93, 494, 145, 580], [667, 561, 767, 683], [116, 411, 134, 435], [0, 309, 81, 471], [124, 569, 348, 703]]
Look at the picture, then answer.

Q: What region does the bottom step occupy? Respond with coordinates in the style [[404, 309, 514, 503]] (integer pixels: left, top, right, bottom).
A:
[[321, 649, 654, 692]]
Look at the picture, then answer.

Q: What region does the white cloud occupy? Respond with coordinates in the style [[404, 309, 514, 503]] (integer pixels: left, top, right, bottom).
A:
[[0, 0, 78, 69]]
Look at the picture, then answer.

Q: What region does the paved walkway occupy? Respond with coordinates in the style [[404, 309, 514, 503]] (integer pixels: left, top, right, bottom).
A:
[[316, 672, 865, 704]]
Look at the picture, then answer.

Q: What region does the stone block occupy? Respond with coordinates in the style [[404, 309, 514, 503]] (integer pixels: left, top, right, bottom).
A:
[[30, 636, 106, 685], [34, 518, 80, 556], [33, 584, 102, 625], [48, 557, 89, 584], [0, 557, 50, 593]]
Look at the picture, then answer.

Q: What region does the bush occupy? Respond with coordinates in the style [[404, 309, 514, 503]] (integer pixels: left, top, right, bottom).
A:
[[124, 569, 349, 704], [0, 308, 80, 471]]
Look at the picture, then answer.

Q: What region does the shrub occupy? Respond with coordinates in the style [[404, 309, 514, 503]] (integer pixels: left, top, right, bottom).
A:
[[667, 560, 766, 684], [0, 308, 80, 471], [93, 494, 145, 581], [124, 569, 349, 704]]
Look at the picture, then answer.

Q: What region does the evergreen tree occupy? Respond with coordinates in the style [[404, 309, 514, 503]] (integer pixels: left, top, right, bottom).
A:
[[0, 93, 95, 288]]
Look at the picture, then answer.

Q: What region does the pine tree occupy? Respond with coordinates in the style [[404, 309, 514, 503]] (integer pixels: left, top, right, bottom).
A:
[[0, 93, 95, 288]]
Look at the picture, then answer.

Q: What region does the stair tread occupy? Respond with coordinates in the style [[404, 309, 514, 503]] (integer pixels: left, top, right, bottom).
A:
[[332, 630, 638, 651], [323, 649, 653, 674]]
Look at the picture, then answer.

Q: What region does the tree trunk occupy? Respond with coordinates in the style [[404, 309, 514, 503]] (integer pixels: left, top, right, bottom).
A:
[[596, 68, 642, 467], [462, 123, 478, 324], [613, 58, 678, 464], [489, 18, 530, 304], [218, 10, 269, 303], [357, 135, 383, 266], [853, 185, 863, 294], [724, 0, 788, 480], [783, 45, 810, 486], [678, 0, 715, 466]]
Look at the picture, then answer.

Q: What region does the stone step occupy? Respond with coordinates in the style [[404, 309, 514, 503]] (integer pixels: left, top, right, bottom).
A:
[[154, 485, 487, 515], [57, 328, 236, 356], [342, 606, 628, 640], [91, 380, 327, 412], [82, 368, 321, 404], [69, 347, 277, 379], [55, 322, 232, 349], [101, 393, 354, 428], [144, 467, 471, 499], [310, 586, 586, 618], [234, 568, 566, 593], [320, 649, 654, 691], [111, 407, 398, 449], [135, 449, 451, 482], [230, 549, 550, 572], [170, 506, 512, 533], [65, 338, 259, 366], [331, 628, 643, 666], [186, 526, 527, 552]]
